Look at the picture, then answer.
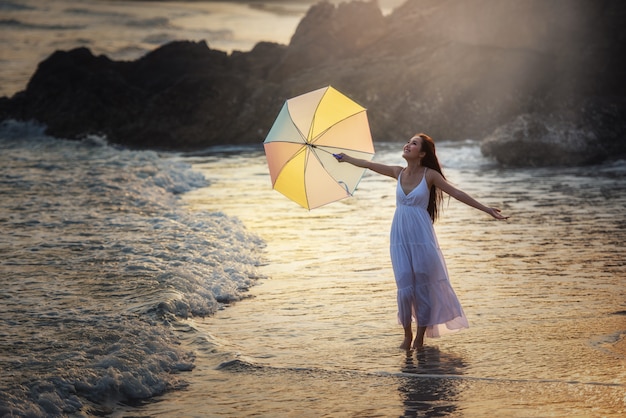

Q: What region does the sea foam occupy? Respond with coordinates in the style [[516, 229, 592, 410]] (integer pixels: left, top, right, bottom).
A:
[[0, 120, 264, 416]]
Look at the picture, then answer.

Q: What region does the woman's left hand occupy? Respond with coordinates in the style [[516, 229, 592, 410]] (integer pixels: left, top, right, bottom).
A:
[[488, 207, 509, 220]]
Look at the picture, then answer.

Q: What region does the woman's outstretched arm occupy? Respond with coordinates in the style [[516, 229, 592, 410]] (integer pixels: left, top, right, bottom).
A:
[[334, 153, 403, 179], [427, 169, 509, 220]]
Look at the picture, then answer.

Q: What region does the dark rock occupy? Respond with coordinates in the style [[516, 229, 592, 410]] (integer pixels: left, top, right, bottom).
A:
[[268, 1, 386, 80], [1, 0, 625, 166], [480, 113, 606, 166]]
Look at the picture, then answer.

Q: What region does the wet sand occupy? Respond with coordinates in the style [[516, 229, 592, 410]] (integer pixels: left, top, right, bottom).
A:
[[125, 142, 626, 416]]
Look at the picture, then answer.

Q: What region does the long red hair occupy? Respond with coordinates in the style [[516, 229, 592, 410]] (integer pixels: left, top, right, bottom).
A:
[[416, 133, 445, 223]]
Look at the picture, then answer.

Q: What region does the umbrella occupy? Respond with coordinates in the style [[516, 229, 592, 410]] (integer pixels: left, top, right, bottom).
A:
[[263, 86, 375, 209]]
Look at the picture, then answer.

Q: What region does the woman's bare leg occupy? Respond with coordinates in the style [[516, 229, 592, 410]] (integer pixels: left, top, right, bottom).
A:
[[413, 326, 426, 350], [400, 325, 413, 350]]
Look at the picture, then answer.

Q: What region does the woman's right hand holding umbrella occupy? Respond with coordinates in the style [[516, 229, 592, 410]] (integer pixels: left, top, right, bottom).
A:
[[334, 153, 348, 162]]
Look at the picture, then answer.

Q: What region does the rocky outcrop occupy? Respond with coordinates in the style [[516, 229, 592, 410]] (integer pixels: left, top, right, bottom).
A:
[[2, 41, 287, 150], [481, 114, 605, 166], [481, 100, 626, 166], [1, 0, 625, 165]]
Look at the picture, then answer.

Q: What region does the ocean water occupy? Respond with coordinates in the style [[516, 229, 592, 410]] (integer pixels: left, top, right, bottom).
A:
[[2, 122, 625, 416], [0, 0, 301, 97], [1, 0, 625, 417], [166, 141, 626, 417], [0, 120, 265, 416]]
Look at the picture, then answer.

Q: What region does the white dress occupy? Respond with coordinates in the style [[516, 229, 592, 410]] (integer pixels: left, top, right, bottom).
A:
[[390, 168, 469, 338]]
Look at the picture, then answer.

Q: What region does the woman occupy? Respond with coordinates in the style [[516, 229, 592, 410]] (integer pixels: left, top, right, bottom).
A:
[[335, 133, 508, 350]]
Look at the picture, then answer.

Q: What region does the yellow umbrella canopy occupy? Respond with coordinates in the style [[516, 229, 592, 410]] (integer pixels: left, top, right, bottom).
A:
[[263, 86, 375, 209]]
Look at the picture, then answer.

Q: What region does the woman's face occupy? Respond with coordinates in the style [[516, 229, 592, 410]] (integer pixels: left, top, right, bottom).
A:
[[403, 136, 423, 159]]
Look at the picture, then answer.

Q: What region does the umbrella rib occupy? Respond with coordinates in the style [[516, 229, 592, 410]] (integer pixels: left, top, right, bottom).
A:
[[307, 87, 329, 142], [312, 143, 374, 156], [308, 145, 340, 181], [279, 144, 307, 173], [309, 110, 368, 146], [270, 103, 309, 176], [303, 146, 311, 209]]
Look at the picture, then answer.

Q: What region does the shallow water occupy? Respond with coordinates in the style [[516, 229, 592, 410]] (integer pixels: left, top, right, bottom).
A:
[[130, 141, 626, 417], [0, 122, 264, 416]]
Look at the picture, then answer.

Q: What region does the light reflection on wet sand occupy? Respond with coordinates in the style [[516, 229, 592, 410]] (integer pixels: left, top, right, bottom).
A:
[[131, 142, 625, 417]]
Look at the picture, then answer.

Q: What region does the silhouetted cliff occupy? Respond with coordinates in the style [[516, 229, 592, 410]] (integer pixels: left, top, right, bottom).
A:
[[1, 0, 625, 166]]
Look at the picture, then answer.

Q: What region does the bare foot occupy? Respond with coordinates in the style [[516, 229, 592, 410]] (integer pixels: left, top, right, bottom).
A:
[[412, 340, 424, 351], [400, 336, 412, 350], [412, 326, 426, 350], [400, 326, 413, 350]]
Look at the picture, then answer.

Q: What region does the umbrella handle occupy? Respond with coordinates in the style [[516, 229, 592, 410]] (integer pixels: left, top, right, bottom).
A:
[[332, 153, 343, 160]]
